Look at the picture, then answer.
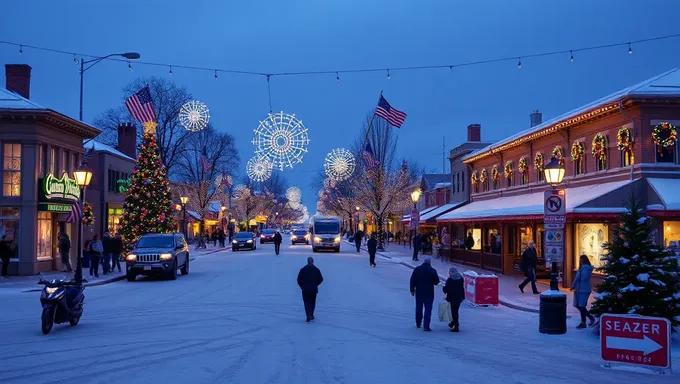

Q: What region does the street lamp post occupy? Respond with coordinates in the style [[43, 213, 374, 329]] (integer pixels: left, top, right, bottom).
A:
[[79, 52, 141, 121], [410, 189, 421, 252], [543, 157, 566, 291], [180, 196, 189, 239], [355, 206, 360, 233], [72, 165, 93, 286]]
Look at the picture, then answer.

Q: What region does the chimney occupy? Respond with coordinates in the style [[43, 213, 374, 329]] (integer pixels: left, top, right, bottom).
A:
[[5, 64, 32, 99], [117, 123, 137, 158], [530, 110, 542, 127], [467, 124, 481, 142]]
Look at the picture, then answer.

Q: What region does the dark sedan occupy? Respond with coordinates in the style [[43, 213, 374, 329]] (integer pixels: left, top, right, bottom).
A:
[[291, 230, 310, 245], [232, 232, 257, 251], [260, 229, 276, 244]]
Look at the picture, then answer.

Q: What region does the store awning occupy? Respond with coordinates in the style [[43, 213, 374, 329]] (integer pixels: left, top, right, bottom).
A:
[[400, 206, 439, 223], [419, 202, 465, 224], [438, 180, 632, 222], [648, 178, 680, 210]]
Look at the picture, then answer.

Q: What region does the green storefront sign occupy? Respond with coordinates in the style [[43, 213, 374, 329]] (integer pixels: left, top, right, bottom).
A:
[[42, 173, 80, 201], [108, 208, 124, 215], [117, 178, 131, 193], [39, 203, 72, 213]]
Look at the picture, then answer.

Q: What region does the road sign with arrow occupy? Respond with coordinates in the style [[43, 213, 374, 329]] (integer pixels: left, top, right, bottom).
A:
[[600, 314, 671, 371]]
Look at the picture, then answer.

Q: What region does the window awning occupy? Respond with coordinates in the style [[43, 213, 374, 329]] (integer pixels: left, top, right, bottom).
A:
[[648, 178, 680, 210], [400, 205, 439, 223], [438, 180, 632, 222], [419, 202, 465, 224]]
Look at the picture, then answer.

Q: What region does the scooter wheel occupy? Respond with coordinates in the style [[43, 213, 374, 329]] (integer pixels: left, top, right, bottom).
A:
[[41, 308, 54, 335], [69, 316, 81, 326]]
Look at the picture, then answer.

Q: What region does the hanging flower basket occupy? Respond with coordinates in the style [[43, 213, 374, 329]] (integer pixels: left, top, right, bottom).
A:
[[518, 158, 528, 174], [592, 134, 607, 161], [534, 152, 544, 171], [471, 171, 479, 186], [504, 160, 513, 179], [571, 141, 584, 160], [552, 146, 565, 166], [491, 165, 500, 182], [82, 202, 95, 226], [617, 127, 633, 150], [479, 169, 488, 183], [652, 122, 677, 153]]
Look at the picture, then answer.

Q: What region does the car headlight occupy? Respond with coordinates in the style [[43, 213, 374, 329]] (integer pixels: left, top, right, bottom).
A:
[[260, 235, 265, 238], [45, 287, 59, 295], [126, 254, 137, 261], [334, 236, 341, 243], [160, 253, 173, 261], [247, 239, 253, 243], [314, 236, 322, 243], [305, 234, 310, 239], [232, 240, 237, 244], [291, 235, 297, 239]]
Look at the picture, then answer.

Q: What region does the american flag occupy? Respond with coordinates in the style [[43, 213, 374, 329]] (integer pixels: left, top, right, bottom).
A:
[[374, 95, 407, 128], [125, 86, 156, 124], [362, 142, 379, 168], [199, 146, 211, 172], [66, 202, 82, 224]]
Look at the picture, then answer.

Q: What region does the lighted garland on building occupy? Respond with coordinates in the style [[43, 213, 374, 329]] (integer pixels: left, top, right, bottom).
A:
[[652, 122, 677, 153], [518, 157, 528, 174], [470, 171, 479, 186], [479, 168, 488, 183], [491, 165, 500, 183], [82, 202, 94, 226], [592, 134, 607, 161], [571, 141, 584, 160], [119, 126, 177, 252], [534, 152, 544, 171], [552, 146, 565, 166], [617, 127, 633, 150], [504, 160, 513, 179]]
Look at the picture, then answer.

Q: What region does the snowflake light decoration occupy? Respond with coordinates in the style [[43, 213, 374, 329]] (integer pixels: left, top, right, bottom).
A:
[[324, 148, 355, 181], [179, 100, 210, 131], [286, 186, 302, 202], [246, 155, 273, 182], [252, 111, 310, 170]]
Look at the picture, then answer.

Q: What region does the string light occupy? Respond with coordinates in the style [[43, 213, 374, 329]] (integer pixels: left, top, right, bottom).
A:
[[387, 69, 391, 80], [19, 45, 22, 55], [169, 65, 173, 76], [128, 61, 133, 71], [214, 70, 218, 80], [570, 50, 574, 62], [73, 54, 78, 64], [336, 72, 340, 83], [517, 57, 522, 69], [628, 42, 632, 54]]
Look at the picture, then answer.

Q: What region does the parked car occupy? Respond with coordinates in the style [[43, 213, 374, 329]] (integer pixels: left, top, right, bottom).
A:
[[291, 229, 310, 245], [125, 233, 189, 282], [233, 232, 257, 251], [260, 229, 276, 244]]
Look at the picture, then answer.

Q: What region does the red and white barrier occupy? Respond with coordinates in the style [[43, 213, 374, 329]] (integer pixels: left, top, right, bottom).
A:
[[463, 270, 499, 306]]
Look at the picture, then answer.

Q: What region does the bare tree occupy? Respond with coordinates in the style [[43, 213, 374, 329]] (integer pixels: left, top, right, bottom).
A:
[[92, 76, 193, 175]]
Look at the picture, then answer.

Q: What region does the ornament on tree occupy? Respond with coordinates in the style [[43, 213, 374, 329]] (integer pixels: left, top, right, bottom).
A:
[[652, 122, 677, 155], [82, 202, 95, 226], [570, 141, 584, 161], [592, 134, 607, 161], [617, 127, 633, 151]]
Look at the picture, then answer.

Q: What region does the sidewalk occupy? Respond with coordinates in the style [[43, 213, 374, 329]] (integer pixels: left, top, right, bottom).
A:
[[350, 240, 588, 317]]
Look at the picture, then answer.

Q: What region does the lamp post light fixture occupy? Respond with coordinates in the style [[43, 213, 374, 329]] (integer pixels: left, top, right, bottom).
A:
[[180, 196, 189, 239], [79, 52, 141, 121], [355, 206, 360, 233], [542, 157, 565, 291], [72, 165, 93, 286]]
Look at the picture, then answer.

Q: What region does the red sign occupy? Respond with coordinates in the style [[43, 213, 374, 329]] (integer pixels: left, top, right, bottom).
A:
[[462, 272, 499, 306], [600, 314, 671, 369]]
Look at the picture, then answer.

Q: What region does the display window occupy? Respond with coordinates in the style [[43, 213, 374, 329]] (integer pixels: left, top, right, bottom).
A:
[[575, 223, 609, 270], [37, 212, 52, 259], [663, 221, 680, 248]]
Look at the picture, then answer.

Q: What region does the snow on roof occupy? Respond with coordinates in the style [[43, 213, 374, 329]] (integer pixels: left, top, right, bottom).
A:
[[186, 210, 201, 220], [438, 180, 631, 221], [207, 201, 223, 212], [463, 69, 680, 162], [433, 182, 451, 189], [84, 140, 135, 161], [419, 202, 465, 223], [647, 178, 680, 210], [0, 88, 48, 110]]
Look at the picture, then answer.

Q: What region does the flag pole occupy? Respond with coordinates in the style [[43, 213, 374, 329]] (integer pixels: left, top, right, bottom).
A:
[[359, 91, 383, 158]]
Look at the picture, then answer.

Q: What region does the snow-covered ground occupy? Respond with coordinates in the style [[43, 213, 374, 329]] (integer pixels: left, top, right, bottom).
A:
[[0, 239, 677, 383]]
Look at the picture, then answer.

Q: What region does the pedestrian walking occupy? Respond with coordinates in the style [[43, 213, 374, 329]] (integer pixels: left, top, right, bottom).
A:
[[297, 256, 324, 322], [89, 234, 103, 278], [518, 241, 539, 294], [571, 255, 596, 329], [58, 232, 73, 272], [273, 230, 283, 255], [367, 233, 377, 267], [354, 230, 363, 253], [409, 256, 440, 331], [102, 232, 112, 274], [0, 235, 12, 277], [218, 228, 226, 248], [442, 266, 465, 332], [412, 233, 421, 261], [111, 232, 123, 272]]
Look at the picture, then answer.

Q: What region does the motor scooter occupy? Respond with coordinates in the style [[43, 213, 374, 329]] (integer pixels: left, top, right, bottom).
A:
[[38, 274, 85, 335]]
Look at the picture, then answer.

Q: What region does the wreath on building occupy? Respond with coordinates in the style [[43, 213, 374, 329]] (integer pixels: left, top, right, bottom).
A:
[[617, 127, 633, 151], [470, 171, 479, 186], [518, 157, 528, 174], [592, 134, 607, 161], [82, 202, 95, 226], [534, 152, 544, 171], [652, 122, 677, 153], [571, 141, 584, 160], [491, 165, 500, 183], [504, 160, 513, 179], [479, 168, 488, 183], [552, 146, 565, 166]]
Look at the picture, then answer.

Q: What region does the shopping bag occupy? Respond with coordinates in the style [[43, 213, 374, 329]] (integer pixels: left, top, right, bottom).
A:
[[438, 300, 452, 322]]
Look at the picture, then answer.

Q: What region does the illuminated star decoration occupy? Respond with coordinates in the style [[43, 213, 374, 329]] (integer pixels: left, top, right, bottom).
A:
[[324, 148, 355, 181], [179, 100, 210, 132], [246, 156, 273, 182], [143, 121, 158, 135], [252, 111, 310, 170]]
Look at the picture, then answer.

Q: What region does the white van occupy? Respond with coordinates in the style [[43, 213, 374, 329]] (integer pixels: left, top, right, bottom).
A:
[[309, 215, 342, 253]]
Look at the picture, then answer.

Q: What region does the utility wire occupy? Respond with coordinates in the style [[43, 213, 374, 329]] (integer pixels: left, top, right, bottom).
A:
[[1, 32, 679, 79]]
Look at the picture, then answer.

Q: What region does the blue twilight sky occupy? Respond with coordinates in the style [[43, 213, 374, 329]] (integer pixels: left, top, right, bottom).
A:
[[2, 0, 680, 212]]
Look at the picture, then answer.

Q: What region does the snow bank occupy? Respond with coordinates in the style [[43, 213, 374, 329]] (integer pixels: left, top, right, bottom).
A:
[[540, 290, 566, 298]]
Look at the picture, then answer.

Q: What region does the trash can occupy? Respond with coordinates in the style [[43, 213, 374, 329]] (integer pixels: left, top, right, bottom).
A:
[[539, 291, 567, 334]]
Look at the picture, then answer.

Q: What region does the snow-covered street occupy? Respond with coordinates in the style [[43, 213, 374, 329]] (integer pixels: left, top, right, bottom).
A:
[[0, 239, 677, 383]]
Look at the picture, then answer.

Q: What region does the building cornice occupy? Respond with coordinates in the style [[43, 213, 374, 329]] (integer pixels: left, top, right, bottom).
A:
[[0, 110, 101, 139]]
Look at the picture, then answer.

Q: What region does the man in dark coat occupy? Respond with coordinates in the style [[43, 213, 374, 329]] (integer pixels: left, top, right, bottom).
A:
[[354, 230, 363, 253], [367, 233, 377, 267], [58, 232, 72, 272], [465, 232, 474, 250], [297, 257, 324, 322], [101, 232, 112, 274], [111, 232, 124, 272], [409, 256, 440, 331], [273, 231, 283, 255], [0, 235, 13, 277], [518, 241, 539, 294], [412, 233, 421, 261]]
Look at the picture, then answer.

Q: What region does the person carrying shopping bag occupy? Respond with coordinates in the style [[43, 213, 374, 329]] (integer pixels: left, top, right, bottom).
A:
[[442, 266, 465, 332], [571, 254, 596, 329]]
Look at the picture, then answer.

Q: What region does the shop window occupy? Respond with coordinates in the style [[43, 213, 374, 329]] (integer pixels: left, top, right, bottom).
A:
[[461, 172, 464, 192], [575, 223, 609, 270], [3, 143, 21, 197], [596, 156, 607, 171], [574, 157, 584, 175], [621, 149, 634, 167], [467, 228, 482, 250], [486, 227, 501, 254], [482, 180, 489, 192], [663, 221, 680, 247], [507, 174, 513, 188], [108, 207, 123, 234], [492, 179, 499, 190], [656, 145, 677, 163], [49, 147, 56, 174], [0, 208, 20, 260], [520, 173, 528, 185], [37, 212, 52, 259], [457, 173, 461, 193], [537, 169, 544, 182]]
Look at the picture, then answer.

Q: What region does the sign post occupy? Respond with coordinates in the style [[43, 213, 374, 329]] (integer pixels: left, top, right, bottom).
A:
[[600, 314, 671, 374], [409, 208, 419, 230]]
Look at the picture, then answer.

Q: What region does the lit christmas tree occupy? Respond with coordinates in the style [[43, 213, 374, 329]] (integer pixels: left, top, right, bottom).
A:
[[590, 197, 680, 329], [120, 122, 176, 251]]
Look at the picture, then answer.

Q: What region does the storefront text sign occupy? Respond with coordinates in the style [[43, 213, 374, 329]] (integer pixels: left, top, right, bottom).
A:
[[600, 314, 670, 371], [38, 203, 72, 213], [543, 190, 565, 229], [42, 173, 80, 201]]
